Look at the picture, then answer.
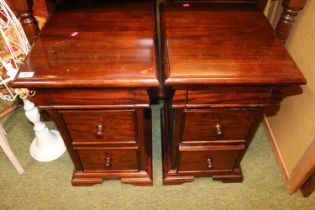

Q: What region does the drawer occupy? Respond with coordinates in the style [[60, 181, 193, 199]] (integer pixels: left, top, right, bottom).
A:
[[182, 109, 257, 143], [187, 87, 278, 106], [178, 145, 244, 172], [171, 87, 283, 108], [62, 110, 136, 144], [33, 89, 150, 106], [77, 148, 139, 172]]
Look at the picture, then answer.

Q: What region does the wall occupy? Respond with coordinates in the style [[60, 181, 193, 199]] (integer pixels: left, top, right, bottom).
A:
[[266, 0, 315, 191]]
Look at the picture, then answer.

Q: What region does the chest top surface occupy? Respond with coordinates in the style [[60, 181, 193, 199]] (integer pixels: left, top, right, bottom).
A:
[[162, 2, 305, 86], [13, 1, 159, 89]]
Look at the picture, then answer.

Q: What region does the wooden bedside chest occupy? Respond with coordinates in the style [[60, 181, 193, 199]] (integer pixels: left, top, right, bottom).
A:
[[160, 2, 306, 185], [12, 1, 159, 186]]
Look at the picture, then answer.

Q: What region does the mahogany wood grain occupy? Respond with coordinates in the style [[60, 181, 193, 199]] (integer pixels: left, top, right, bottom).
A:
[[182, 109, 256, 143], [12, 0, 40, 43], [76, 148, 139, 172], [32, 0, 49, 19], [178, 145, 244, 172], [61, 109, 136, 144], [170, 108, 184, 167], [161, 106, 246, 184], [276, 0, 307, 42], [186, 87, 283, 108], [168, 0, 268, 11], [136, 108, 153, 180], [162, 105, 194, 185], [161, 1, 305, 185], [171, 86, 284, 109], [12, 1, 159, 89], [57, 107, 153, 186], [48, 109, 84, 172], [31, 88, 153, 109], [301, 171, 315, 197], [12, 1, 158, 186], [161, 2, 305, 87]]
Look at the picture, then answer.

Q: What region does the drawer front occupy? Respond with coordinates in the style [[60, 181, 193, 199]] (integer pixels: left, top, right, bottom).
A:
[[171, 87, 283, 108], [62, 109, 136, 144], [33, 89, 150, 106], [187, 87, 280, 106], [178, 145, 244, 172], [77, 148, 139, 172], [182, 109, 256, 142]]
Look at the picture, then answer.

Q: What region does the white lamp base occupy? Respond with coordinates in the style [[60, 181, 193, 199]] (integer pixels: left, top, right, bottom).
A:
[[23, 99, 66, 162], [30, 130, 66, 162]]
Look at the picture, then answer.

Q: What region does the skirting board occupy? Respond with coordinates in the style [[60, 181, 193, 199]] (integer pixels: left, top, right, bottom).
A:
[[263, 115, 290, 184], [263, 115, 315, 195]]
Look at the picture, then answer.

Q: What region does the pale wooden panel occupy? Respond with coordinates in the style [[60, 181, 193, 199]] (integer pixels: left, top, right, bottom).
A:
[[266, 0, 315, 193]]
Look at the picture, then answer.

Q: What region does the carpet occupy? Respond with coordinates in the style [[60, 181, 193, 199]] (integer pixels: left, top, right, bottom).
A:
[[0, 104, 314, 210]]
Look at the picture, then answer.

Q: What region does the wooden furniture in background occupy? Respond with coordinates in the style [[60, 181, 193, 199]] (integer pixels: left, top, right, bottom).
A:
[[8, 0, 312, 195], [160, 1, 305, 185], [11, 0, 40, 43], [276, 0, 306, 42], [12, 1, 159, 186]]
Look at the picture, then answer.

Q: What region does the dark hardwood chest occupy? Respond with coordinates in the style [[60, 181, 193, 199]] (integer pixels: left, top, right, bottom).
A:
[[160, 2, 305, 185], [12, 1, 159, 186], [12, 0, 306, 187]]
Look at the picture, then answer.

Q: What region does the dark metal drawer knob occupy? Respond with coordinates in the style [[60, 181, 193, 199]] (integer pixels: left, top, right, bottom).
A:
[[104, 157, 112, 168], [215, 124, 223, 136], [96, 124, 104, 136], [207, 158, 213, 169]]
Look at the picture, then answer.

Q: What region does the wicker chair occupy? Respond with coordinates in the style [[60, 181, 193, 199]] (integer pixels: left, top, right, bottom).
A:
[[0, 0, 50, 173]]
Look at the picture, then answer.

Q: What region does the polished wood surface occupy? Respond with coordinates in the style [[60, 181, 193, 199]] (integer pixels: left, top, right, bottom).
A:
[[182, 109, 256, 143], [13, 1, 159, 88], [76, 148, 139, 172], [162, 105, 262, 184], [31, 89, 150, 108], [51, 107, 154, 186], [12, 0, 40, 43], [301, 171, 315, 197], [161, 1, 306, 185], [61, 109, 136, 144], [11, 0, 307, 188], [161, 2, 305, 86], [178, 145, 244, 172], [12, 1, 158, 186], [171, 86, 284, 109], [276, 0, 307, 42]]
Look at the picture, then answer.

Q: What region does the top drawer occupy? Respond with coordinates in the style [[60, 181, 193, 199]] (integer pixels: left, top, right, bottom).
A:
[[32, 89, 150, 107], [182, 109, 258, 143], [61, 109, 136, 144], [172, 87, 283, 108]]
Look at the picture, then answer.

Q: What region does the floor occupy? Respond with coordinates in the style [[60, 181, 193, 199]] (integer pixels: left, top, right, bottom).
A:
[[0, 104, 314, 210]]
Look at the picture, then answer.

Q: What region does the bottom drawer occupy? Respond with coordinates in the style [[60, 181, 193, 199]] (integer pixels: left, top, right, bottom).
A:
[[76, 148, 139, 172], [178, 145, 244, 172]]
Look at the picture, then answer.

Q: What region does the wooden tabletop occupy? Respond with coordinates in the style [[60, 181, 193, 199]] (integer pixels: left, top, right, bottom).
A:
[[161, 2, 306, 86], [13, 1, 159, 88]]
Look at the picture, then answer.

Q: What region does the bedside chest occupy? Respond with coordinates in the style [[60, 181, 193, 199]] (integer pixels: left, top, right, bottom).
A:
[[160, 2, 306, 185], [12, 2, 159, 186]]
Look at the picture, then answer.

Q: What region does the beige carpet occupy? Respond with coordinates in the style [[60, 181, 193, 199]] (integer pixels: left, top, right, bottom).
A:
[[0, 104, 314, 210]]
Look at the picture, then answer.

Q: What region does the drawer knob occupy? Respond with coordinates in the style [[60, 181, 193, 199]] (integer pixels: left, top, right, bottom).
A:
[[207, 158, 213, 169], [215, 124, 223, 136], [104, 157, 112, 168], [96, 124, 104, 136]]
